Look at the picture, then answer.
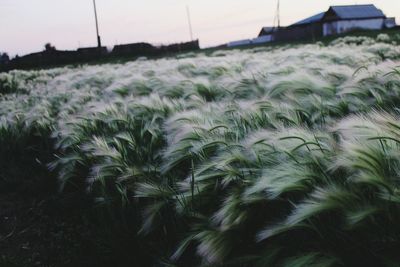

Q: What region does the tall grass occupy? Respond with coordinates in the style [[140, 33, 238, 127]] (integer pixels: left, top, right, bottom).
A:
[[2, 34, 400, 266]]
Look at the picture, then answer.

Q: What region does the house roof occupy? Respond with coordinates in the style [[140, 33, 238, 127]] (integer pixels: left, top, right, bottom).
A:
[[327, 4, 385, 20], [261, 26, 274, 32], [291, 12, 325, 26], [258, 26, 276, 37], [289, 4, 386, 27], [260, 4, 388, 34]]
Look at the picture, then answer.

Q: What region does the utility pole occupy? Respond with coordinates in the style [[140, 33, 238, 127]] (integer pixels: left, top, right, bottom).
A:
[[277, 0, 280, 28], [93, 0, 102, 47], [186, 5, 194, 41], [272, 0, 281, 31]]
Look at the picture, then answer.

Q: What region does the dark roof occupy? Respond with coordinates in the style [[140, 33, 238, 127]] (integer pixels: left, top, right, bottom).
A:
[[289, 4, 386, 27], [261, 26, 274, 33], [261, 4, 387, 33], [259, 26, 275, 36], [327, 4, 385, 20], [291, 12, 325, 26], [261, 27, 275, 34]]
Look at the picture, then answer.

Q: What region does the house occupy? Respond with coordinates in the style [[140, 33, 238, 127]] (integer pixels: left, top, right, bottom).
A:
[[273, 12, 326, 42], [256, 26, 276, 42], [225, 27, 276, 47], [258, 27, 275, 37], [252, 35, 274, 44], [385, 18, 397, 28], [322, 5, 389, 36], [258, 4, 397, 43], [227, 39, 252, 48]]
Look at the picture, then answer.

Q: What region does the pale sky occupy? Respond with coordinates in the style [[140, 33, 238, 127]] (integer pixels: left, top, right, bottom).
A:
[[1, 0, 399, 56]]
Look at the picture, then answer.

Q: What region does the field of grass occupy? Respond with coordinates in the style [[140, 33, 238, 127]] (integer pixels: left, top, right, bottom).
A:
[[1, 33, 400, 266]]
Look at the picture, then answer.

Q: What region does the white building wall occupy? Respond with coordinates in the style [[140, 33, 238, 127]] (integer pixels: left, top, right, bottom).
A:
[[323, 18, 385, 36]]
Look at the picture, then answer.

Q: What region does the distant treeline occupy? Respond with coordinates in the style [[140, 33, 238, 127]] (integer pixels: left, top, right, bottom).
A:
[[0, 40, 200, 72]]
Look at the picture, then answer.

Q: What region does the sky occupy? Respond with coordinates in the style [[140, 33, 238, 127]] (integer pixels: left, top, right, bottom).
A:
[[1, 0, 399, 56]]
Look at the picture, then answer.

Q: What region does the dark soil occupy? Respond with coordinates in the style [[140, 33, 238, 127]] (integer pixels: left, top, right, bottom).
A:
[[0, 192, 108, 267]]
